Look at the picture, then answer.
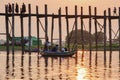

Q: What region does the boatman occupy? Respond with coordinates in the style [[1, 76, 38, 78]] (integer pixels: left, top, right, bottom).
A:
[[44, 36, 51, 51], [51, 44, 59, 52]]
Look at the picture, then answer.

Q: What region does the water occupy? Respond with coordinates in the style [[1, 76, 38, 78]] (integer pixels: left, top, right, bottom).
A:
[[0, 51, 120, 80]]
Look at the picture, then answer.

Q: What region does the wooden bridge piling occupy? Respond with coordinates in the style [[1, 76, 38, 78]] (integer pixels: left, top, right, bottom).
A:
[[108, 8, 112, 52], [36, 6, 40, 54], [75, 6, 78, 50], [74, 6, 78, 60], [65, 7, 70, 51], [58, 8, 62, 51], [5, 5, 9, 55], [119, 7, 120, 53], [20, 7, 24, 54], [28, 4, 31, 55], [104, 10, 107, 53], [81, 7, 84, 51], [89, 6, 92, 52], [94, 7, 98, 51], [104, 10, 107, 63], [21, 3, 25, 65], [12, 4, 15, 54], [45, 5, 48, 42], [51, 13, 54, 47]]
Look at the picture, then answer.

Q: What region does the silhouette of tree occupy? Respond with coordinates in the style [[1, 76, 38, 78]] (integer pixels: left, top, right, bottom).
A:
[[93, 31, 106, 43], [65, 29, 93, 45], [117, 34, 120, 41]]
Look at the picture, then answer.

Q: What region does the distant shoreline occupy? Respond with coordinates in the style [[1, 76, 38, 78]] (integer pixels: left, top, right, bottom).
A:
[[0, 45, 119, 51]]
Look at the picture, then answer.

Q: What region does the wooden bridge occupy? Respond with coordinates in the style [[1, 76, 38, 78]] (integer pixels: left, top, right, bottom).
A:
[[0, 3, 120, 55]]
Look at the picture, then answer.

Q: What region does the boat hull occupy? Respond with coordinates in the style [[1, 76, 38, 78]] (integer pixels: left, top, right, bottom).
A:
[[41, 50, 76, 57], [24, 49, 40, 52]]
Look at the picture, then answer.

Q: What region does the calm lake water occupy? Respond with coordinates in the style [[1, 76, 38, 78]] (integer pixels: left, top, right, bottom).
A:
[[0, 51, 120, 80]]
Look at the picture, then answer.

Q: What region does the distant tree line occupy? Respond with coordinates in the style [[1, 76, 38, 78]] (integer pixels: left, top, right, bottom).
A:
[[65, 29, 106, 45]]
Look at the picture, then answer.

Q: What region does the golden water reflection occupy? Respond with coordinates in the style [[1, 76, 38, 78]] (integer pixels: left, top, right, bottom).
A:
[[76, 65, 89, 80], [0, 51, 120, 80]]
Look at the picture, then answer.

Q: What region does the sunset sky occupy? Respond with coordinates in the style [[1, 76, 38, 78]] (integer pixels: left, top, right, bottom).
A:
[[0, 0, 120, 41]]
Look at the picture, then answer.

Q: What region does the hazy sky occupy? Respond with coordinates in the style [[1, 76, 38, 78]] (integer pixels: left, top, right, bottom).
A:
[[0, 0, 120, 41], [1, 0, 120, 13]]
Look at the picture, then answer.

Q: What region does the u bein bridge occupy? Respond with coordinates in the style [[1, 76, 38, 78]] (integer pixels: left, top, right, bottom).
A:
[[0, 3, 120, 55]]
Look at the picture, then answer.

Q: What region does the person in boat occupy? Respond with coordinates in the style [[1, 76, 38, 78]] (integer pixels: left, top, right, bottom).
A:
[[64, 47, 67, 51], [51, 44, 59, 52], [44, 37, 51, 51], [61, 47, 68, 52], [61, 47, 65, 52]]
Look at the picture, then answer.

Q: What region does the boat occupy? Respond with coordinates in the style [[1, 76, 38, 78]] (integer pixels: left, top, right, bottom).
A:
[[24, 48, 40, 52], [40, 50, 76, 57]]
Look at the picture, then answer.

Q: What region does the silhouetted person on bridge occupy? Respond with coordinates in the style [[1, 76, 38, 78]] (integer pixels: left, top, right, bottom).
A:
[[21, 3, 26, 13], [8, 3, 12, 13], [15, 3, 19, 13]]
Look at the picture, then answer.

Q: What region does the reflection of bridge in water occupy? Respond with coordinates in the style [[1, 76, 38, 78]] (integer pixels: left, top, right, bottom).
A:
[[0, 4, 120, 55], [0, 51, 119, 80]]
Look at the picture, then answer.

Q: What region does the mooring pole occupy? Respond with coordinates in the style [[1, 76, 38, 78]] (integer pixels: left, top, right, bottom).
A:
[[51, 13, 54, 47], [5, 5, 9, 55], [45, 4, 48, 41], [94, 7, 98, 51], [20, 9, 24, 54], [28, 4, 31, 54], [36, 6, 40, 54], [12, 4, 15, 54], [65, 7, 70, 51], [89, 6, 92, 52], [108, 8, 112, 52], [81, 7, 84, 51], [58, 8, 62, 51]]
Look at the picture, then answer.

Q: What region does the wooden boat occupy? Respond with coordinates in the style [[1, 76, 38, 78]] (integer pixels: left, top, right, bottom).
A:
[[24, 48, 40, 52], [40, 50, 76, 57]]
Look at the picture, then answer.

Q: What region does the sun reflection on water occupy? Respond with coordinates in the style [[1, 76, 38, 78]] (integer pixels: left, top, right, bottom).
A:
[[77, 50, 87, 54], [76, 65, 89, 80]]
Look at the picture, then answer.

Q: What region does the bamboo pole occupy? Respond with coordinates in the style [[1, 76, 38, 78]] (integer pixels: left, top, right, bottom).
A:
[[108, 8, 112, 52], [36, 6, 40, 54], [12, 4, 15, 54], [58, 8, 62, 51], [5, 5, 9, 54], [89, 6, 92, 52], [65, 7, 70, 51], [81, 7, 84, 50], [94, 7, 98, 51], [28, 4, 31, 54]]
